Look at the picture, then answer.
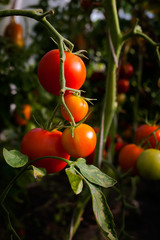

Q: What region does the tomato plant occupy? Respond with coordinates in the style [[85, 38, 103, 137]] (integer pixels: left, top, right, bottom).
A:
[[4, 16, 24, 47], [137, 149, 160, 180], [37, 49, 86, 96], [117, 79, 130, 93], [20, 128, 70, 173], [14, 104, 31, 126], [60, 93, 89, 122], [135, 124, 160, 149], [61, 123, 97, 158], [118, 144, 144, 174]]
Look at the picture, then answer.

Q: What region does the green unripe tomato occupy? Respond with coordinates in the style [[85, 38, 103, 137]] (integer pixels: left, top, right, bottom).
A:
[[137, 149, 160, 180]]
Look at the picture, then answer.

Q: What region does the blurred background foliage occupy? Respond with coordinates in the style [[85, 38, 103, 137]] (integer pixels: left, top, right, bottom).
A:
[[0, 0, 160, 239]]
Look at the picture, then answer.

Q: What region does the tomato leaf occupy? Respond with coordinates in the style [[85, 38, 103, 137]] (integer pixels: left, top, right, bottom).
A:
[[75, 158, 116, 188], [3, 148, 28, 168], [31, 166, 46, 180], [65, 167, 83, 195], [86, 180, 118, 240]]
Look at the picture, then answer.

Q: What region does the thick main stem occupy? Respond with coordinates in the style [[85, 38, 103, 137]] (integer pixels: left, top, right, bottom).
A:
[[95, 0, 123, 167], [103, 0, 122, 141]]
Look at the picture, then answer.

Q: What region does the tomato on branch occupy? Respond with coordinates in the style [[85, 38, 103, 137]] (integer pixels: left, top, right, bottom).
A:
[[117, 79, 130, 94], [135, 124, 160, 149], [61, 93, 89, 122], [118, 144, 144, 175], [4, 16, 24, 47], [14, 104, 31, 126], [137, 149, 160, 180], [61, 123, 97, 158], [21, 128, 70, 173], [119, 62, 134, 79], [37, 49, 86, 96]]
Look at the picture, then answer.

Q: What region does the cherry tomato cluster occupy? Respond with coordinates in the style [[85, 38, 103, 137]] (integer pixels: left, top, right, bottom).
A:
[[21, 49, 97, 173], [118, 123, 160, 180]]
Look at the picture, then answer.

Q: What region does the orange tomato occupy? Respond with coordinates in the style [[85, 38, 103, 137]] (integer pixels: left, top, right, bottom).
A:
[[4, 17, 24, 47], [61, 94, 89, 122], [14, 104, 31, 126], [61, 124, 97, 158], [118, 144, 144, 175]]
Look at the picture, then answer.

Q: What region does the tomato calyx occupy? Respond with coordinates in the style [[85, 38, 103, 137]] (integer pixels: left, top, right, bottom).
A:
[[73, 49, 88, 60]]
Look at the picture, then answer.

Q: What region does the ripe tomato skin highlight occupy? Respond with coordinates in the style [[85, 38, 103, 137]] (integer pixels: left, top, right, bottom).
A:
[[135, 124, 160, 149], [20, 128, 70, 173], [118, 144, 144, 175], [14, 104, 31, 126], [61, 94, 89, 122], [61, 124, 97, 158], [137, 149, 160, 180], [37, 49, 86, 96]]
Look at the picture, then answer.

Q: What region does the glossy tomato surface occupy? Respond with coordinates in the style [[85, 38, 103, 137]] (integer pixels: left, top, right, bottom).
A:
[[61, 94, 88, 122], [137, 149, 160, 180], [37, 49, 86, 96], [21, 128, 70, 173], [118, 144, 144, 174], [61, 124, 97, 158], [135, 124, 160, 149]]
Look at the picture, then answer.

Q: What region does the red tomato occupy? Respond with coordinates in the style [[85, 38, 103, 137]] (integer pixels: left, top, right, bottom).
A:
[[61, 124, 97, 158], [4, 17, 24, 47], [118, 144, 144, 175], [119, 62, 134, 79], [80, 0, 93, 10], [21, 128, 70, 173], [117, 79, 130, 93], [37, 49, 86, 96], [61, 94, 89, 122], [135, 124, 160, 149], [14, 104, 31, 126], [86, 127, 99, 164]]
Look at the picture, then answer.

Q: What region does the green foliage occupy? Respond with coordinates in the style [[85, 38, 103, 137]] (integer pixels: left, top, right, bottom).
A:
[[65, 167, 83, 194], [65, 158, 117, 239], [87, 182, 117, 240], [3, 148, 28, 168], [75, 158, 117, 188]]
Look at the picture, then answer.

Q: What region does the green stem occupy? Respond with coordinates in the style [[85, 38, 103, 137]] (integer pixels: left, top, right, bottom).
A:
[[95, 0, 123, 167], [123, 19, 160, 66], [0, 8, 76, 128]]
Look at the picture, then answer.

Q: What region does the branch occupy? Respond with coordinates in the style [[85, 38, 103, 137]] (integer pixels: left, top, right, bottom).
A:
[[123, 19, 160, 64]]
